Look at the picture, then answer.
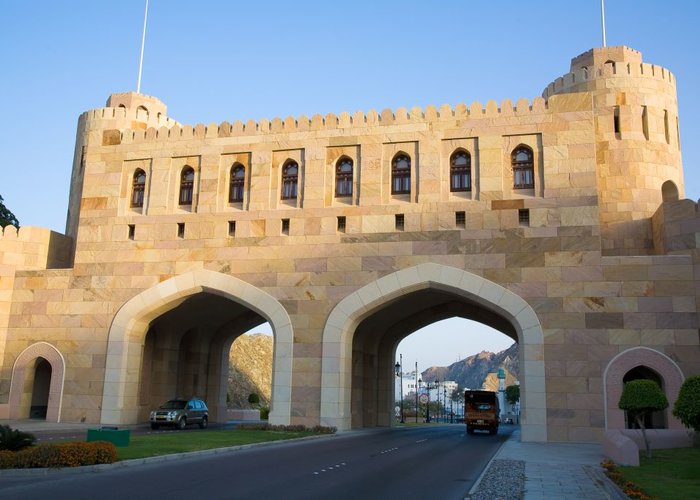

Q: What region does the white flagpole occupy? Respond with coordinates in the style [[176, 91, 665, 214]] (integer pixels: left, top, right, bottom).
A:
[[137, 0, 149, 94], [601, 0, 607, 47]]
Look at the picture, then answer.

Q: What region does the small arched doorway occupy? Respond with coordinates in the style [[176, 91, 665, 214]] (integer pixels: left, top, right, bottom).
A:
[[8, 342, 66, 422], [604, 347, 685, 430], [30, 358, 52, 419]]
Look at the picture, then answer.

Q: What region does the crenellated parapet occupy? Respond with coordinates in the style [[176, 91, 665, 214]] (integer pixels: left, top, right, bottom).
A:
[[542, 59, 675, 99], [0, 226, 72, 271], [89, 97, 548, 145]]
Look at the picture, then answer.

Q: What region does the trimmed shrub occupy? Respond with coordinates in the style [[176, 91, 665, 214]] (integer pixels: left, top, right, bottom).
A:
[[259, 406, 270, 420], [619, 379, 669, 458], [673, 375, 700, 432], [0, 441, 117, 469], [0, 425, 36, 451]]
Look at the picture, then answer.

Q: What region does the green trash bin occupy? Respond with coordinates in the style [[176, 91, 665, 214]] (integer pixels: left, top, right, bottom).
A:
[[86, 427, 130, 447]]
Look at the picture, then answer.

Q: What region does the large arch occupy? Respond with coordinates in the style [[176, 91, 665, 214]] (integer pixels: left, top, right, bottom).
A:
[[319, 262, 547, 441], [8, 342, 66, 422], [100, 269, 293, 425], [603, 346, 685, 430]]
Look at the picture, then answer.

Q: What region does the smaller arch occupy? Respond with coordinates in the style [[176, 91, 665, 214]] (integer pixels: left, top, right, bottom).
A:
[[335, 156, 354, 198], [511, 145, 534, 189], [131, 168, 147, 208], [391, 152, 411, 194], [661, 180, 679, 202], [179, 166, 195, 205], [281, 160, 299, 200], [229, 163, 246, 203], [8, 342, 66, 422], [449, 149, 471, 192], [603, 347, 685, 430]]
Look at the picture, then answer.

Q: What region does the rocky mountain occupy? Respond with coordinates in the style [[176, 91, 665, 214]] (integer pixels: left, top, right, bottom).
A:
[[422, 343, 519, 391], [228, 333, 273, 408]]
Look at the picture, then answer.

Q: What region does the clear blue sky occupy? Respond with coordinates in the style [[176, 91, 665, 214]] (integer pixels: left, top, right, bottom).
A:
[[2, 1, 698, 369]]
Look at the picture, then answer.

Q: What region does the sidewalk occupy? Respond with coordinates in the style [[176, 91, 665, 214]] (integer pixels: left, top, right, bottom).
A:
[[483, 429, 626, 499]]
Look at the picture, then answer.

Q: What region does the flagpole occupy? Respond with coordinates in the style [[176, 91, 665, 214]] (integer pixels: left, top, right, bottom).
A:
[[600, 0, 607, 47], [137, 0, 149, 94]]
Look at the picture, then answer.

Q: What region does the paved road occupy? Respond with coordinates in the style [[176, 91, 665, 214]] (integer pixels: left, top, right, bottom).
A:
[[0, 424, 514, 500]]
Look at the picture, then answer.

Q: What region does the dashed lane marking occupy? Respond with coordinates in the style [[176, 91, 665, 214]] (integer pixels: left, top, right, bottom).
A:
[[313, 462, 347, 475]]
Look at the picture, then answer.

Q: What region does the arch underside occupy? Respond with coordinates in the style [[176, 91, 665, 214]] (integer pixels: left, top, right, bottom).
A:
[[101, 270, 293, 426], [351, 289, 517, 429], [321, 263, 547, 442]]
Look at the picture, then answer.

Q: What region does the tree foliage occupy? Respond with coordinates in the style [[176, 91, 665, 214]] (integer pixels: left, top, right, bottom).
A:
[[673, 375, 700, 432], [618, 379, 668, 458], [0, 425, 36, 451], [0, 195, 20, 229], [247, 393, 260, 406], [505, 385, 520, 405]]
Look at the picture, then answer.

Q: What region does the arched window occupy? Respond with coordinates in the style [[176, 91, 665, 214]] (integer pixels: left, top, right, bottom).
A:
[[179, 166, 195, 205], [335, 157, 353, 197], [391, 154, 411, 194], [450, 150, 471, 192], [131, 169, 146, 208], [511, 146, 534, 189], [229, 164, 245, 203], [281, 160, 298, 200]]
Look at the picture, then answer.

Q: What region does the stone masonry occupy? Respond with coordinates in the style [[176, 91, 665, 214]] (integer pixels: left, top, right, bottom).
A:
[[0, 46, 698, 442]]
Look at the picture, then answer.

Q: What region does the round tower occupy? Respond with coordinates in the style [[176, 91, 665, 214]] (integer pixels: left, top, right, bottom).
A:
[[65, 92, 175, 245], [543, 46, 683, 255]]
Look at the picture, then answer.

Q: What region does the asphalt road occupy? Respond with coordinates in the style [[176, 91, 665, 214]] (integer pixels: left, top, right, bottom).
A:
[[0, 424, 515, 500]]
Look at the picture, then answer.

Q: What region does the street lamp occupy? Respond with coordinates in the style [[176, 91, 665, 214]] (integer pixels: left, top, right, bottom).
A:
[[395, 354, 404, 424], [433, 379, 439, 423], [415, 361, 418, 424], [443, 386, 447, 424]]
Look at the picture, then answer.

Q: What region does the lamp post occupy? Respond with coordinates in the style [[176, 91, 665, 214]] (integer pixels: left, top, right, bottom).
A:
[[420, 378, 431, 423], [443, 386, 447, 424], [394, 355, 404, 424], [434, 379, 439, 423], [415, 361, 418, 424]]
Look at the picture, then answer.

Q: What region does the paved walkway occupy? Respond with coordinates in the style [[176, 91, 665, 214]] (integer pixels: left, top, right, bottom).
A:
[[491, 430, 626, 499]]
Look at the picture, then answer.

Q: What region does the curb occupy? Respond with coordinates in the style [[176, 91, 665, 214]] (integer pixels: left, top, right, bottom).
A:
[[583, 465, 630, 500], [465, 430, 516, 497]]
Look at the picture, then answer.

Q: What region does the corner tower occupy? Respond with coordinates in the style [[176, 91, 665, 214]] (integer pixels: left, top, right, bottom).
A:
[[65, 92, 175, 253], [544, 46, 683, 255]]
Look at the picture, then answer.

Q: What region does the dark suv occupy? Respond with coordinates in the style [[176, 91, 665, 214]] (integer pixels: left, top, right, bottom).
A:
[[149, 398, 209, 430]]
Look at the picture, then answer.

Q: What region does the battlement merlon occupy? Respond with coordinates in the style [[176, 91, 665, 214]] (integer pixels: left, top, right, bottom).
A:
[[542, 46, 676, 99], [570, 46, 642, 71]]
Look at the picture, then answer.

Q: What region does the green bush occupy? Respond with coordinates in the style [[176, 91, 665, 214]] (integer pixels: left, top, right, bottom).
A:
[[235, 423, 336, 434], [0, 441, 117, 469], [248, 393, 260, 406], [259, 406, 270, 420], [673, 375, 700, 433], [0, 425, 36, 451], [619, 379, 669, 458]]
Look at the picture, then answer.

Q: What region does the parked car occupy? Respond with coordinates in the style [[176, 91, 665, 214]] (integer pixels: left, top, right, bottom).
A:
[[149, 398, 208, 430]]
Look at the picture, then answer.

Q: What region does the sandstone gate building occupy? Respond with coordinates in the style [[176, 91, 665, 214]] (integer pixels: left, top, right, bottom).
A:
[[1, 46, 698, 442]]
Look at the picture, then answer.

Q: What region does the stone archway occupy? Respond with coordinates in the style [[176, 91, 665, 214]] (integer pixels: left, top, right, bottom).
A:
[[320, 262, 546, 441], [8, 342, 65, 422], [100, 269, 293, 426], [603, 346, 685, 430]]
